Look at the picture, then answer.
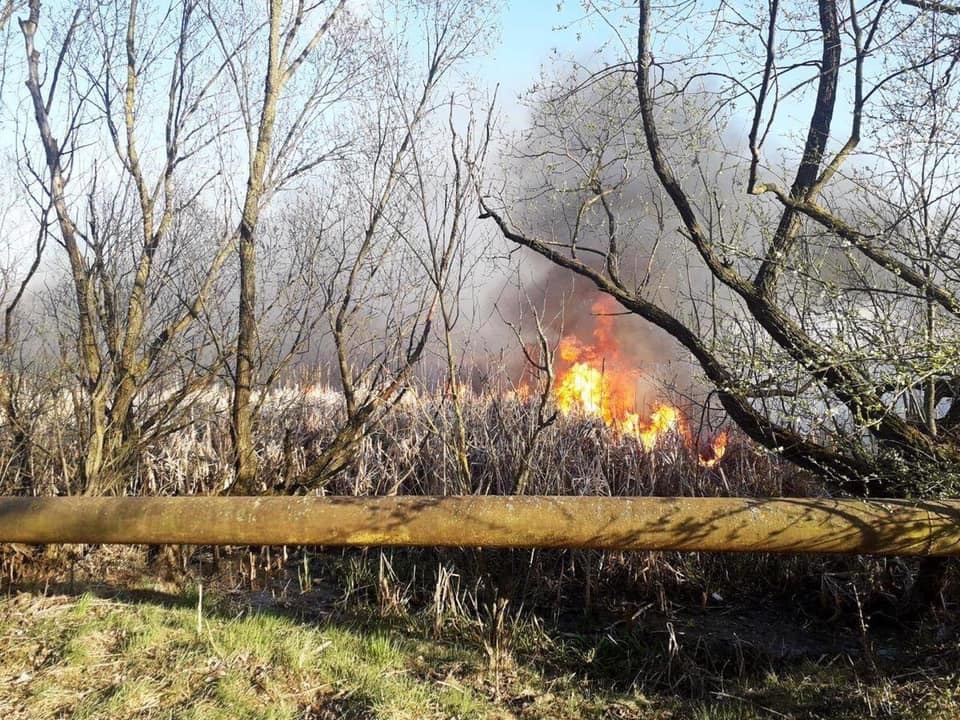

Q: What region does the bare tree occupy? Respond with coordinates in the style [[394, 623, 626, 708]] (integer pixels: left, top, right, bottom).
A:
[[13, 0, 493, 497], [19, 0, 244, 493], [0, 0, 44, 491], [397, 98, 495, 492], [502, 295, 558, 495], [287, 0, 495, 492], [0, 176, 49, 494], [482, 0, 960, 498], [210, 0, 352, 493]]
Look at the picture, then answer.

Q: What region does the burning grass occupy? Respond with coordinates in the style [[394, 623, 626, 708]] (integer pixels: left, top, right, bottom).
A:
[[0, 358, 831, 633], [0, 364, 800, 500], [0, 345, 956, 717], [553, 297, 729, 465], [0, 364, 937, 633]]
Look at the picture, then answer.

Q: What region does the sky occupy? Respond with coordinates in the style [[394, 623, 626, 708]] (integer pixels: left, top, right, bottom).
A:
[[0, 1, 612, 267], [476, 1, 633, 127], [485, 2, 596, 91]]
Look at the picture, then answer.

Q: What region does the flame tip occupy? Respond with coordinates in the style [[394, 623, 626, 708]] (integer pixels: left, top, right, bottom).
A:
[[551, 305, 730, 464]]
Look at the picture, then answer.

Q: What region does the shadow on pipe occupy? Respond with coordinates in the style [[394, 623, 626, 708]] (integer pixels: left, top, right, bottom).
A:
[[0, 496, 959, 555]]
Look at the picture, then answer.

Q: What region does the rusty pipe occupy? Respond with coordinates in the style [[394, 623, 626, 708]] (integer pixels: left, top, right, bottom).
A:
[[0, 496, 959, 555]]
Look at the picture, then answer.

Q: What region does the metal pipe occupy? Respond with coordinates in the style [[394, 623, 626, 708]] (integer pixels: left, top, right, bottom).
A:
[[1, 496, 959, 555]]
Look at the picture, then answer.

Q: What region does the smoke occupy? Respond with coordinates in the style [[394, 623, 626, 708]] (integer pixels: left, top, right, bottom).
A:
[[477, 65, 740, 405], [498, 268, 688, 403]]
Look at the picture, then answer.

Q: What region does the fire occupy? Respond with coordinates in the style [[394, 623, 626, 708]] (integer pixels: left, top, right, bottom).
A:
[[555, 362, 608, 419], [505, 384, 532, 403], [698, 430, 729, 468], [551, 295, 729, 464], [553, 297, 685, 451], [626, 404, 681, 452]]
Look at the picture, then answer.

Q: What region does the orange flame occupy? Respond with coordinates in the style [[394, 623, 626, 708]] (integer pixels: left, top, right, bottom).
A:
[[554, 362, 608, 420], [505, 384, 532, 403], [551, 296, 729, 462], [553, 297, 685, 451], [625, 404, 681, 452], [698, 430, 729, 468]]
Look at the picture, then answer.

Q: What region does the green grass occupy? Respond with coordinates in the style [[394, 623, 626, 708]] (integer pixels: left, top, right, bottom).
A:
[[0, 588, 505, 720], [0, 585, 957, 719]]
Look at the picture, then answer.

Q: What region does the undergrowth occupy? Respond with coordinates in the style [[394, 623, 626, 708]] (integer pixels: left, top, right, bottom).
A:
[[0, 556, 957, 720], [0, 382, 957, 717]]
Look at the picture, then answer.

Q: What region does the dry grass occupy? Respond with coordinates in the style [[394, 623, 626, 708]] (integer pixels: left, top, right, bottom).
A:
[[0, 562, 957, 720], [0, 380, 950, 627], [0, 377, 810, 499], [0, 379, 837, 616], [1, 379, 958, 717]]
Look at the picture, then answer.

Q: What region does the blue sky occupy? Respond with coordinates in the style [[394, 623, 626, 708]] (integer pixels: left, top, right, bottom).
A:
[[478, 2, 629, 120], [479, 2, 842, 171]]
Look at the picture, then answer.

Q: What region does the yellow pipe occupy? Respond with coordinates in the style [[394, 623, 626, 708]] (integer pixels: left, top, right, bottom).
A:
[[0, 496, 959, 555]]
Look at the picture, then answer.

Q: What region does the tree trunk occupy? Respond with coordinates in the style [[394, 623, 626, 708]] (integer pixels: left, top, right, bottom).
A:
[[230, 0, 284, 494], [233, 230, 258, 494]]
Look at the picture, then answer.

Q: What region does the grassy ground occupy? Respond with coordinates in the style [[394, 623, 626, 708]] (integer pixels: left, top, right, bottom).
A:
[[1, 547, 958, 719], [3, 373, 958, 718]]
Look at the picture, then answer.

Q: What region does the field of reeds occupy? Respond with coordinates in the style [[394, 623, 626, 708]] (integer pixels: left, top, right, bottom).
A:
[[0, 376, 809, 497], [0, 380, 958, 718]]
